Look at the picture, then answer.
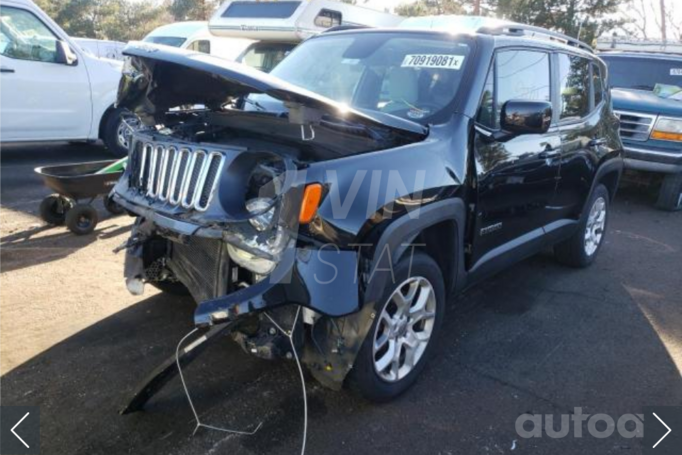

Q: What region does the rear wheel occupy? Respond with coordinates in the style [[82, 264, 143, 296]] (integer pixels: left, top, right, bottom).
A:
[[655, 172, 682, 211], [554, 184, 609, 268], [348, 251, 445, 402], [65, 204, 99, 235], [39, 194, 73, 225]]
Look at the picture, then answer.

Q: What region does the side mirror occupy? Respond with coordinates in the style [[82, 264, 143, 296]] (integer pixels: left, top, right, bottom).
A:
[[501, 100, 552, 136], [55, 40, 78, 66]]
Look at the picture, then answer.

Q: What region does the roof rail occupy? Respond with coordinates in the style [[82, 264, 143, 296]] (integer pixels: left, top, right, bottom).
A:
[[478, 23, 594, 53], [322, 25, 370, 34]]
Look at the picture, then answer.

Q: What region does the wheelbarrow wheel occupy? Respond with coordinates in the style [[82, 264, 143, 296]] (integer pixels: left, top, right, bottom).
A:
[[39, 194, 74, 225], [104, 195, 125, 215], [65, 204, 99, 235]]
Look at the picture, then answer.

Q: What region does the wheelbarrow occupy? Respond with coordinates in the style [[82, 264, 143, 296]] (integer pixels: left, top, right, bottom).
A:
[[34, 158, 127, 235]]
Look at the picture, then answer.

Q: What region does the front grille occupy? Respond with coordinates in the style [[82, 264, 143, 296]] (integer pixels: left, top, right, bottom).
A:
[[128, 141, 224, 211], [615, 110, 657, 142]]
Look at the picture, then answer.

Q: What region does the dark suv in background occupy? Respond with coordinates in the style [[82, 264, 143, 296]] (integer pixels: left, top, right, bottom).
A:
[[601, 52, 682, 210], [114, 21, 622, 409]]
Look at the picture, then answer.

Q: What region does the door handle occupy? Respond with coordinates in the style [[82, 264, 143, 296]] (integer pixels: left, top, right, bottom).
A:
[[0, 67, 15, 73], [588, 138, 607, 148]]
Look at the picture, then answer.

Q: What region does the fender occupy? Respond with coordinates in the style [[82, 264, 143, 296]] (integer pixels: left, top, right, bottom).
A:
[[364, 197, 467, 306], [581, 154, 624, 215]]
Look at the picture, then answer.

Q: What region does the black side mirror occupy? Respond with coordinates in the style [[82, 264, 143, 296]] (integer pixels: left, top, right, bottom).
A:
[[55, 40, 78, 66], [501, 100, 552, 136]]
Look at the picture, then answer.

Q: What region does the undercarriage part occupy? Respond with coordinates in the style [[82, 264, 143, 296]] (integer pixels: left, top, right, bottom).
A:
[[120, 322, 236, 414], [264, 307, 307, 455]]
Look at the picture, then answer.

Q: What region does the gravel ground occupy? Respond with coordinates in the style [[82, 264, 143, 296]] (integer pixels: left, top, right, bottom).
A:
[[1, 142, 681, 455]]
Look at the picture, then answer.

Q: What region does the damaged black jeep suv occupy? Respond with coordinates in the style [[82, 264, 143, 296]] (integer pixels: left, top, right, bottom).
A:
[[113, 23, 623, 402]]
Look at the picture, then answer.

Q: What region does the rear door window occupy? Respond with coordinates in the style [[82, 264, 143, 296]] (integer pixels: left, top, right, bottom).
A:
[[592, 62, 604, 106], [558, 54, 590, 120]]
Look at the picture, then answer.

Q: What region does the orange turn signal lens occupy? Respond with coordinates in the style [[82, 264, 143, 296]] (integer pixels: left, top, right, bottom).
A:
[[651, 130, 682, 142], [299, 183, 323, 224]]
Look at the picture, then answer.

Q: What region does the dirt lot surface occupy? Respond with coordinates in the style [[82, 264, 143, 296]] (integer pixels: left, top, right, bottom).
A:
[[1, 143, 681, 455]]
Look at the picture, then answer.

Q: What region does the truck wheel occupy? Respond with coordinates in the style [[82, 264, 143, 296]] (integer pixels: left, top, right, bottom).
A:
[[655, 172, 682, 211], [104, 195, 125, 215], [65, 204, 99, 235], [102, 108, 133, 158], [39, 194, 73, 225], [348, 251, 445, 402], [554, 184, 610, 268]]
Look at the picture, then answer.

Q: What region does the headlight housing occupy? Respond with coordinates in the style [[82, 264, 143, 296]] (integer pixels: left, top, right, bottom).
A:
[[651, 117, 682, 142], [246, 198, 276, 232], [227, 244, 276, 275]]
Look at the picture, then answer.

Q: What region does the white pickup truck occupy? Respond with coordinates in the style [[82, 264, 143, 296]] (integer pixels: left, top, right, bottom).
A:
[[0, 0, 129, 156]]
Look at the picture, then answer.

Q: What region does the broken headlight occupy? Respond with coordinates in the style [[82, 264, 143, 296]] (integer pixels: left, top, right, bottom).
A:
[[246, 198, 276, 232], [227, 243, 276, 275]]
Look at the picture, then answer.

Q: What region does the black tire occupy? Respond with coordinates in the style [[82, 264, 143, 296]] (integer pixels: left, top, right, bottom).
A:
[[104, 195, 125, 215], [65, 204, 99, 235], [102, 108, 132, 158], [39, 194, 74, 225], [150, 281, 191, 296], [554, 184, 610, 268], [655, 172, 682, 211], [347, 251, 445, 402]]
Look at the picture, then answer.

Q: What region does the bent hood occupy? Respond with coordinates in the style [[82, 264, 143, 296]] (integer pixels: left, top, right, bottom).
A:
[[612, 88, 682, 117], [117, 42, 427, 138]]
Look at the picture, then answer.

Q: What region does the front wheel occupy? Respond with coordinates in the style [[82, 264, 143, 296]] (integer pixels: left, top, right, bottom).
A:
[[655, 172, 682, 211], [554, 184, 610, 268], [348, 251, 445, 402], [102, 108, 135, 158]]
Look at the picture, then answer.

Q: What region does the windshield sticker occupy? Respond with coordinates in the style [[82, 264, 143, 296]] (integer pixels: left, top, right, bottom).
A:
[[671, 69, 682, 76], [401, 54, 465, 70]]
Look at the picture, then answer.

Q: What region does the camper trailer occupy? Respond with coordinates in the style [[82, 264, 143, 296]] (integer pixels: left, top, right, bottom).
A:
[[143, 21, 253, 61], [210, 0, 402, 72]]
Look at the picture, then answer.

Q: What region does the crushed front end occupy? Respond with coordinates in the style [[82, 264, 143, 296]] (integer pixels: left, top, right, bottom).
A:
[[111, 42, 428, 389]]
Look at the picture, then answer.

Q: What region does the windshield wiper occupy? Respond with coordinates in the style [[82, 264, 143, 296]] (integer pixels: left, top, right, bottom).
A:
[[243, 97, 268, 112]]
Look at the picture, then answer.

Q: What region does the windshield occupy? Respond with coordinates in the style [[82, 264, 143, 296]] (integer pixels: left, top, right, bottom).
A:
[[266, 32, 472, 124], [144, 36, 187, 48], [603, 56, 682, 91]]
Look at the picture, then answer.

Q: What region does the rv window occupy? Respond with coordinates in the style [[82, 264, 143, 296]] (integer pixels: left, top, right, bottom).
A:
[[143, 36, 186, 47], [239, 42, 295, 73], [315, 9, 342, 28], [188, 39, 211, 54], [222, 1, 301, 19]]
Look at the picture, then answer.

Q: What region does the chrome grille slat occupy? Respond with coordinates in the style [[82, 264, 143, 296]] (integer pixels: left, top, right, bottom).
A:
[[183, 151, 207, 208], [614, 110, 657, 142], [197, 153, 224, 211], [128, 141, 223, 211], [170, 149, 191, 205]]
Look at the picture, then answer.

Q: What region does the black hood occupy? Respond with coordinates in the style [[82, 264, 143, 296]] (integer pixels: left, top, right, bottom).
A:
[[117, 42, 428, 139]]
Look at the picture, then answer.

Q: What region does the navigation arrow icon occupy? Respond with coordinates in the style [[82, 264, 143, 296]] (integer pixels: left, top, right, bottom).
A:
[[11, 412, 30, 449], [653, 412, 672, 449]]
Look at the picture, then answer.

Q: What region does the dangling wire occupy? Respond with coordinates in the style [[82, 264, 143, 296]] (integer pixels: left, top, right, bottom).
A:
[[175, 328, 263, 437], [264, 306, 308, 455]]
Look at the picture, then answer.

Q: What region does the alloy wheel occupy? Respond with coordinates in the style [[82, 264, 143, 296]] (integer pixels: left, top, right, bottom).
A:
[[372, 277, 437, 383], [584, 196, 607, 256]]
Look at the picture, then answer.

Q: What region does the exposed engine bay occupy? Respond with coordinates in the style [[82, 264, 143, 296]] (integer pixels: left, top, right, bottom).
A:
[[112, 42, 429, 393]]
